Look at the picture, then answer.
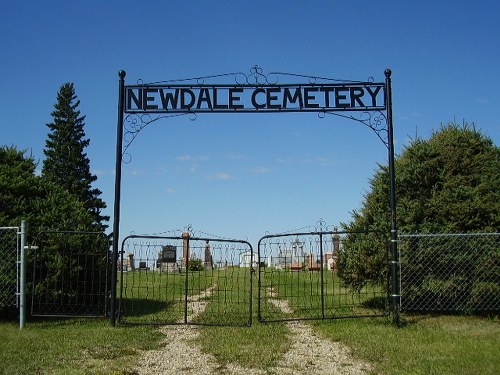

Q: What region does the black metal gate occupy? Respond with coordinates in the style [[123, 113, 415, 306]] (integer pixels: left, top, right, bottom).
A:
[[118, 234, 253, 326], [257, 230, 389, 322], [31, 231, 110, 317]]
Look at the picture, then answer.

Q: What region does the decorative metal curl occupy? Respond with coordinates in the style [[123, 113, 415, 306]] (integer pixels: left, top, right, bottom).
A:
[[315, 218, 328, 233], [122, 67, 388, 159], [319, 110, 389, 148], [183, 224, 193, 235], [244, 65, 276, 85], [122, 112, 196, 163], [135, 66, 374, 88]]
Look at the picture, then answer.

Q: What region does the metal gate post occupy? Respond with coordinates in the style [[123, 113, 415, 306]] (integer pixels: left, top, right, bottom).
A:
[[182, 231, 191, 324], [111, 70, 126, 326], [385, 69, 400, 324], [19, 220, 26, 329], [319, 232, 325, 319]]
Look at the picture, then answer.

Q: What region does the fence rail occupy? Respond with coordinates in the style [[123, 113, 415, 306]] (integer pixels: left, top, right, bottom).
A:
[[399, 233, 500, 313], [4, 222, 498, 326]]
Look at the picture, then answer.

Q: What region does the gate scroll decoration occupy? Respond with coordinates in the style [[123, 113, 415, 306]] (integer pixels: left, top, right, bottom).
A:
[[112, 66, 398, 325]]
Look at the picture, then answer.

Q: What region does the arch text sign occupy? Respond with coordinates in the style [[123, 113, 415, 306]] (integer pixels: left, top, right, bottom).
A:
[[125, 83, 385, 113]]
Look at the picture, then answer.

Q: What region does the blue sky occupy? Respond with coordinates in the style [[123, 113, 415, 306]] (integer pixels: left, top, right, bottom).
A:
[[1, 1, 499, 246]]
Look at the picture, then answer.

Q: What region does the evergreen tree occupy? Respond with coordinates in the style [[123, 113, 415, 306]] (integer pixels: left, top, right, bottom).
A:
[[1, 146, 97, 317], [338, 123, 500, 311], [343, 122, 499, 235], [42, 83, 108, 230]]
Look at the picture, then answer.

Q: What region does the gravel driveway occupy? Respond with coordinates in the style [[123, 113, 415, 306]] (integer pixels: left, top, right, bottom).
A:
[[133, 287, 373, 374]]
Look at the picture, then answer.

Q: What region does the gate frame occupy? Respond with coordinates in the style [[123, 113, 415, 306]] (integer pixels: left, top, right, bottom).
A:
[[111, 67, 399, 325], [257, 229, 390, 322], [118, 234, 254, 326]]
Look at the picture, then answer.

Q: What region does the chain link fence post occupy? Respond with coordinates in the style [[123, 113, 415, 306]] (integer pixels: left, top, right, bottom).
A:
[[19, 220, 27, 329]]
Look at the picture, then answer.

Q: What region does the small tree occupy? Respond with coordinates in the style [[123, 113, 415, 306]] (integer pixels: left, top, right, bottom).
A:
[[42, 83, 108, 230]]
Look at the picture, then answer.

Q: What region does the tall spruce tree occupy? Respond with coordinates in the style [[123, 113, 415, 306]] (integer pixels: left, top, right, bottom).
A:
[[42, 83, 108, 230]]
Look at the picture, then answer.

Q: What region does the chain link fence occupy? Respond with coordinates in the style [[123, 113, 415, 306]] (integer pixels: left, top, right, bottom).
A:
[[400, 233, 499, 313], [0, 227, 20, 310]]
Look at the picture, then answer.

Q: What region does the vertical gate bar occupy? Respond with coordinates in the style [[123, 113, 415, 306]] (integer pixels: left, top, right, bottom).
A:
[[183, 232, 190, 324], [249, 243, 253, 326], [319, 233, 325, 319], [257, 238, 263, 321], [118, 239, 125, 323], [111, 70, 126, 326], [19, 220, 26, 329], [385, 69, 400, 324]]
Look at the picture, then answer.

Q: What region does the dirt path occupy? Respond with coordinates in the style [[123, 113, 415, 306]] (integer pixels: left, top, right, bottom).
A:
[[133, 287, 373, 374]]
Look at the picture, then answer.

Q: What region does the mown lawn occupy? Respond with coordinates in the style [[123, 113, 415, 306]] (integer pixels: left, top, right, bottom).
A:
[[0, 314, 498, 374], [2, 265, 498, 374], [313, 314, 500, 375], [0, 318, 163, 375]]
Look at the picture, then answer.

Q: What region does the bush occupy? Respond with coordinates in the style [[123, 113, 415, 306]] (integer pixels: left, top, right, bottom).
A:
[[188, 258, 205, 271]]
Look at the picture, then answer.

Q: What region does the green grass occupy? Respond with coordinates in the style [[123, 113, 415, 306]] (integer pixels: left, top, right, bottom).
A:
[[118, 269, 204, 323], [0, 318, 163, 375], [312, 314, 500, 375], [259, 269, 387, 320], [118, 267, 253, 325], [2, 266, 498, 374], [196, 321, 291, 369], [1, 314, 498, 374]]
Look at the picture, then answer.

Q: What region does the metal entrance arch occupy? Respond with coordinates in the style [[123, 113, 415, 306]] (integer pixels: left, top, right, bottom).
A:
[[111, 66, 399, 325]]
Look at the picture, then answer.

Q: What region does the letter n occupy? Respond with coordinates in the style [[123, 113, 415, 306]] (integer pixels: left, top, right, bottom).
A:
[[127, 89, 142, 110]]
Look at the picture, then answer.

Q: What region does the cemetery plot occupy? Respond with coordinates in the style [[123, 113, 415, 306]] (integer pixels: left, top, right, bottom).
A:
[[118, 235, 253, 326]]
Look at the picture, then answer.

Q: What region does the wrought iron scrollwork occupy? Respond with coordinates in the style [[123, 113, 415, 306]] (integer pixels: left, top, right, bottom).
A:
[[135, 65, 376, 88], [314, 218, 328, 233], [140, 65, 276, 87], [122, 112, 196, 163], [319, 110, 389, 148], [122, 66, 389, 157]]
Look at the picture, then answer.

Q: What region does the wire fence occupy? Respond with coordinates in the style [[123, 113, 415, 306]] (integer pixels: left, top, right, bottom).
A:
[[3, 222, 499, 324], [258, 231, 389, 322], [0, 227, 19, 310], [399, 233, 500, 314], [118, 234, 254, 326], [31, 231, 110, 317]]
